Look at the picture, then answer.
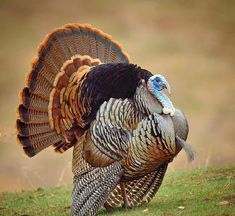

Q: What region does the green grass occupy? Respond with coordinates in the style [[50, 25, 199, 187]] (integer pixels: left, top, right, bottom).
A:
[[0, 167, 234, 216]]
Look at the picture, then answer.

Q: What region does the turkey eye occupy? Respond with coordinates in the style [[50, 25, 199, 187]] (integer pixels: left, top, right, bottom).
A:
[[154, 79, 163, 90]]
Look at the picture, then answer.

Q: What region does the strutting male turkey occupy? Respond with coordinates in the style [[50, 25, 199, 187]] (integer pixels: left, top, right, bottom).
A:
[[16, 23, 194, 216]]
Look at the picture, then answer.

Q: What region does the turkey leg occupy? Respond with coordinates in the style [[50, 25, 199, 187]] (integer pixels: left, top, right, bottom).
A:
[[120, 182, 131, 208]]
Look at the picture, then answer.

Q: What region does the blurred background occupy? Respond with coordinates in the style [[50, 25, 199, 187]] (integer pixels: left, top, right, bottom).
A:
[[0, 0, 234, 192]]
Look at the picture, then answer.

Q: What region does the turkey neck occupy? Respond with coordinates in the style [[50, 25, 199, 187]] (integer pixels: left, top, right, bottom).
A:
[[133, 83, 163, 116]]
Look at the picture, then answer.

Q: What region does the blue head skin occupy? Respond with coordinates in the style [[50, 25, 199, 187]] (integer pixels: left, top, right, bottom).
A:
[[148, 74, 175, 116]]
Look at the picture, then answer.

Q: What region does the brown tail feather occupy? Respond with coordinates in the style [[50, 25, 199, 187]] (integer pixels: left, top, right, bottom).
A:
[[17, 131, 66, 156], [20, 88, 49, 111], [17, 23, 129, 157], [17, 105, 49, 123], [16, 120, 52, 137]]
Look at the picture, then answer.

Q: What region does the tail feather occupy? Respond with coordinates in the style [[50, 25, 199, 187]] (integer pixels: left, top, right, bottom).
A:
[[17, 23, 129, 156], [16, 120, 52, 137], [27, 72, 53, 97], [18, 130, 60, 147], [20, 88, 49, 111], [72, 161, 123, 216], [17, 105, 48, 123], [17, 132, 66, 157]]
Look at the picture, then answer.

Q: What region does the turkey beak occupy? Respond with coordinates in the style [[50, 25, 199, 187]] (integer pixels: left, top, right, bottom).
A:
[[164, 81, 171, 95]]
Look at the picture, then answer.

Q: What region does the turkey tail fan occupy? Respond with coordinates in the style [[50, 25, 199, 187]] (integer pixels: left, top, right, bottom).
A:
[[16, 23, 130, 157], [104, 162, 168, 208], [72, 161, 123, 216]]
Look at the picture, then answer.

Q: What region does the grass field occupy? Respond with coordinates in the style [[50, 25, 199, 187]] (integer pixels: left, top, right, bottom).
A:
[[1, 166, 234, 216]]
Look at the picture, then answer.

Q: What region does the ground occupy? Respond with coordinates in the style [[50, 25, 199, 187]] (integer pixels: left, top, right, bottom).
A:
[[1, 166, 234, 216]]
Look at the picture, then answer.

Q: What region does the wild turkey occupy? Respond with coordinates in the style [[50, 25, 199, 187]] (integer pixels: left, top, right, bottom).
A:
[[16, 23, 194, 216]]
